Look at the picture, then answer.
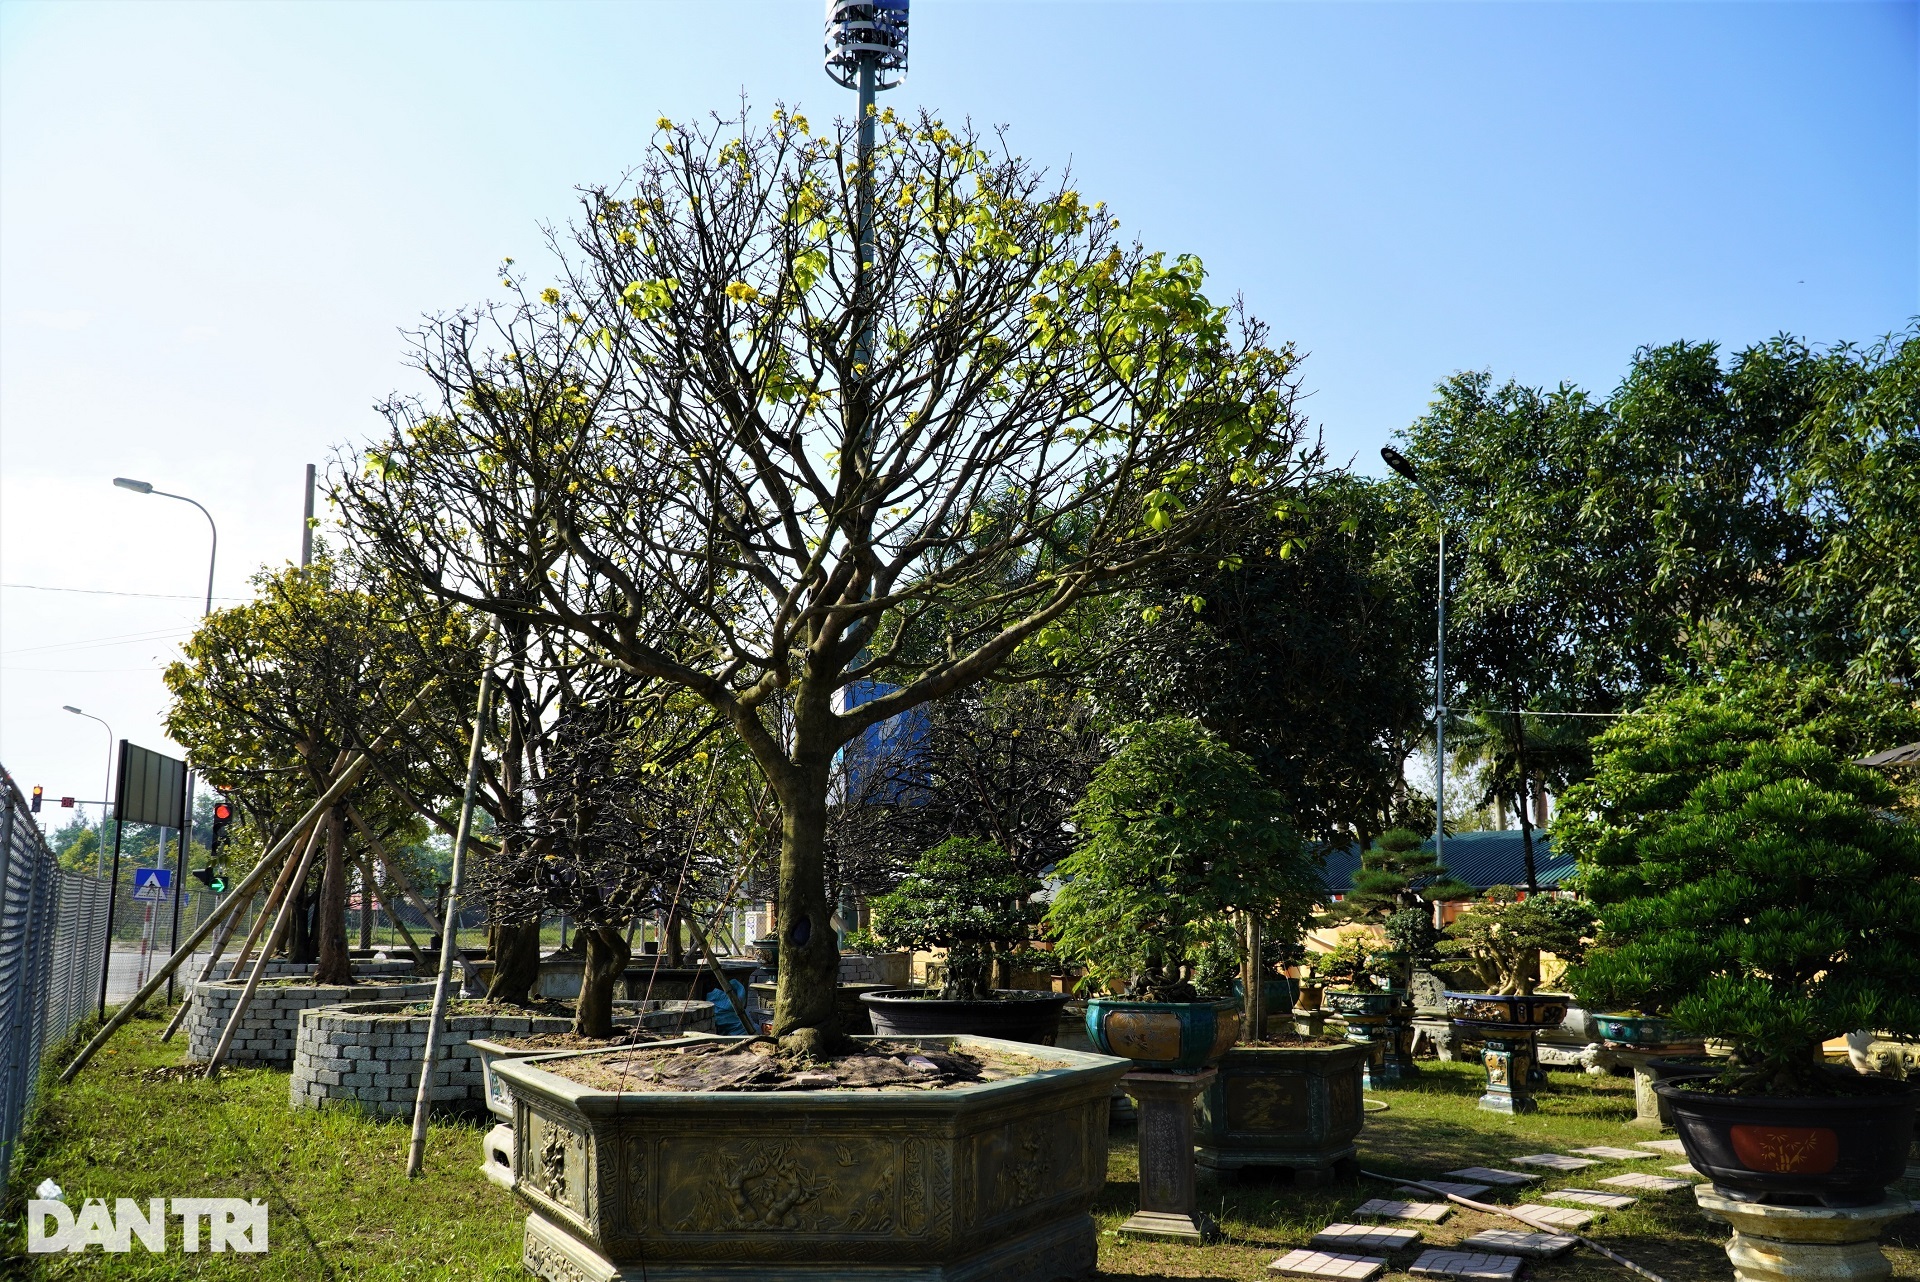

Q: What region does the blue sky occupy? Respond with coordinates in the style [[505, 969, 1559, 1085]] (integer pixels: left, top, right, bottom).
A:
[[2, 0, 1914, 807]]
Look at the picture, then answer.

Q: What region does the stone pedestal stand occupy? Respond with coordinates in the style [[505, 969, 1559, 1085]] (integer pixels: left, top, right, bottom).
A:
[[1292, 1007, 1328, 1038], [1474, 1031, 1538, 1114], [1695, 1186, 1912, 1282], [1344, 1015, 1409, 1088], [1117, 1068, 1217, 1244], [1606, 1047, 1701, 1129]]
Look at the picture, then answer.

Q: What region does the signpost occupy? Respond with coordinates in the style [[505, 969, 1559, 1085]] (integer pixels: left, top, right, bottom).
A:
[[99, 742, 188, 1017]]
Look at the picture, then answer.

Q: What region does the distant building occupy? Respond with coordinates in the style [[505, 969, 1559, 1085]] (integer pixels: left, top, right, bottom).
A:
[[1318, 830, 1576, 926]]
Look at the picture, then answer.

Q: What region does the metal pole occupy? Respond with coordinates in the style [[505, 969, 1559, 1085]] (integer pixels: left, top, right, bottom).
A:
[[167, 772, 192, 1005], [1434, 518, 1446, 868], [407, 640, 497, 1177], [97, 740, 128, 1019], [301, 463, 315, 567]]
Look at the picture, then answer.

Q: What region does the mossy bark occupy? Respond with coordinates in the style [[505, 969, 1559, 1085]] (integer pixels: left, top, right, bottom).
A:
[[488, 919, 543, 1004]]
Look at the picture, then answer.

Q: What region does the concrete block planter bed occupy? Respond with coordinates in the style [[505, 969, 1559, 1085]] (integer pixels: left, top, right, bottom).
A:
[[493, 1032, 1130, 1282], [185, 978, 437, 1066], [290, 999, 577, 1116]]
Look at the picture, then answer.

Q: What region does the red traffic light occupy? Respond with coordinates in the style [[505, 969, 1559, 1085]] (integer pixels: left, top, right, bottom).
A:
[[214, 802, 233, 821]]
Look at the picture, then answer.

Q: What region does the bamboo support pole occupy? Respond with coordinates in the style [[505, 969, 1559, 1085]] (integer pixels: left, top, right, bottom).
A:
[[160, 885, 258, 1042], [225, 819, 322, 980], [202, 812, 332, 1076], [59, 679, 441, 1082], [407, 641, 497, 1177], [356, 855, 427, 966], [346, 802, 475, 985]]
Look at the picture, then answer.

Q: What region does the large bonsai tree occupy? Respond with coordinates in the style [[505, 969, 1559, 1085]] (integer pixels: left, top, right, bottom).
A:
[[339, 108, 1312, 1055], [870, 837, 1037, 1002], [1559, 664, 1920, 1093], [1045, 719, 1322, 1001], [1318, 827, 1469, 990]]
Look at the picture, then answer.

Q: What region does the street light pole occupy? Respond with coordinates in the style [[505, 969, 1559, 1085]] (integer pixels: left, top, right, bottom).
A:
[[1382, 447, 1447, 871], [62, 706, 115, 876], [113, 477, 216, 616]]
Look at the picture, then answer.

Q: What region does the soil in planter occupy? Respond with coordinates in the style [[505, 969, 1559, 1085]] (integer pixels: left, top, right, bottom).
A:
[[545, 1038, 1041, 1094], [489, 1030, 679, 1053], [391, 998, 574, 1019], [1236, 1033, 1350, 1050]]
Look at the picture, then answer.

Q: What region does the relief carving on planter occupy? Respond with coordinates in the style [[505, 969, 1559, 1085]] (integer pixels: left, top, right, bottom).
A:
[[523, 1234, 594, 1282], [1450, 997, 1513, 1023], [974, 1114, 1080, 1222], [660, 1138, 901, 1235], [1226, 1073, 1311, 1133]]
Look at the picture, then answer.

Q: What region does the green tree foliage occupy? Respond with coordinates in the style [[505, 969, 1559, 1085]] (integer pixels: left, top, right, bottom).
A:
[[164, 558, 477, 983], [1074, 477, 1429, 845], [1045, 719, 1322, 1000], [1790, 325, 1920, 683], [870, 837, 1038, 1001], [339, 107, 1316, 1053], [1436, 887, 1595, 996], [1558, 665, 1920, 1093]]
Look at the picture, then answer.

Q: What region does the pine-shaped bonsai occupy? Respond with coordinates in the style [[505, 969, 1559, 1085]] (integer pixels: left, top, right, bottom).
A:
[[1559, 666, 1920, 1095], [1319, 828, 1471, 989], [1437, 887, 1594, 996], [870, 837, 1037, 1002]]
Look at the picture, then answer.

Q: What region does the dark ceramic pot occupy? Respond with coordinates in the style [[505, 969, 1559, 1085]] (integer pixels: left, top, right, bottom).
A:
[[1443, 991, 1571, 1030], [749, 937, 779, 969], [1656, 1075, 1920, 1207], [1323, 988, 1402, 1018], [620, 960, 760, 1003], [861, 987, 1071, 1045], [1232, 977, 1301, 1016], [1084, 996, 1240, 1072], [752, 981, 890, 1035]]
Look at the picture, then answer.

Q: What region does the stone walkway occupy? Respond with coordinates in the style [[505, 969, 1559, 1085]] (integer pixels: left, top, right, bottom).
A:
[[1409, 1248, 1523, 1279], [1547, 1188, 1637, 1209], [1462, 1228, 1578, 1259], [1443, 1166, 1538, 1186], [1598, 1171, 1693, 1192], [1269, 1248, 1388, 1279], [1311, 1224, 1422, 1254], [1353, 1198, 1452, 1223]]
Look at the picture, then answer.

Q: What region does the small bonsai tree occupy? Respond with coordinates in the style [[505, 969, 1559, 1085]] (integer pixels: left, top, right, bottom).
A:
[[1314, 931, 1393, 991], [1558, 666, 1920, 1094], [870, 837, 1038, 1002], [1046, 719, 1322, 1002], [1436, 887, 1594, 996]]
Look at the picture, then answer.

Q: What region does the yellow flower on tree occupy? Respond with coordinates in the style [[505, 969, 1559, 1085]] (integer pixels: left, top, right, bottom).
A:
[[725, 282, 762, 304]]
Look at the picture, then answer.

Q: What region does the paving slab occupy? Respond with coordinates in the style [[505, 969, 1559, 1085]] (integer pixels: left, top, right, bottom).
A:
[[1408, 1248, 1525, 1280], [1268, 1247, 1387, 1279], [1444, 1166, 1539, 1186], [1569, 1145, 1658, 1160], [1546, 1188, 1638, 1209], [1397, 1180, 1490, 1199], [1462, 1228, 1579, 1259], [1511, 1153, 1598, 1171], [1311, 1224, 1422, 1254], [1666, 1162, 1704, 1177], [1513, 1203, 1594, 1230], [1355, 1198, 1453, 1223], [1635, 1138, 1688, 1154], [1598, 1171, 1694, 1192]]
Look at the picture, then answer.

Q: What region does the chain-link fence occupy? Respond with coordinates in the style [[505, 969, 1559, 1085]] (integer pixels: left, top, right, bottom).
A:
[[0, 767, 114, 1196]]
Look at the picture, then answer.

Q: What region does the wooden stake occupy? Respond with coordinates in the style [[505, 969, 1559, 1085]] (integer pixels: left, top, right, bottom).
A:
[[59, 679, 441, 1083], [203, 812, 331, 1076], [160, 885, 257, 1042], [225, 819, 322, 980]]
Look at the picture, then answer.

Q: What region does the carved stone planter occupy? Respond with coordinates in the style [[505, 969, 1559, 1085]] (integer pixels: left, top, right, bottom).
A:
[[495, 1034, 1132, 1281], [1192, 1042, 1366, 1182]]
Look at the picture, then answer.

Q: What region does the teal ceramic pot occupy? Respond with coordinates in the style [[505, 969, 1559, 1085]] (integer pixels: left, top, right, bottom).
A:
[[1593, 1012, 1697, 1048], [1322, 988, 1403, 1018], [1232, 977, 1301, 1015], [1443, 991, 1570, 1030], [1084, 996, 1241, 1072]]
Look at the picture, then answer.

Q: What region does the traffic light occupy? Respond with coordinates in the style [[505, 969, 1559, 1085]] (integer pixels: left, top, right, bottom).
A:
[[30, 786, 42, 813], [192, 867, 229, 894], [209, 801, 235, 855]]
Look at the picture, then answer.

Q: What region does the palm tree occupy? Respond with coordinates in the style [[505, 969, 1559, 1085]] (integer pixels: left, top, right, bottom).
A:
[[1448, 710, 1594, 891]]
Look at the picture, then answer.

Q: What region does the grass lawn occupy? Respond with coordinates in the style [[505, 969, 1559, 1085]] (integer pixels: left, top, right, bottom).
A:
[[6, 1014, 1915, 1279]]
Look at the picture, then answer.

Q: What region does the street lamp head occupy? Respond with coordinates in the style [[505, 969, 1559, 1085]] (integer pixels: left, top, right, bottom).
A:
[[113, 477, 154, 494], [62, 705, 83, 715], [1379, 446, 1420, 484]]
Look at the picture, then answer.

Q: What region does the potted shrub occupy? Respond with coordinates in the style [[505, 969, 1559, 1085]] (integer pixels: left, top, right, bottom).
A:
[[1561, 666, 1920, 1206], [1046, 719, 1319, 1072], [1435, 885, 1593, 1031], [858, 836, 1069, 1043], [1315, 932, 1399, 1019]]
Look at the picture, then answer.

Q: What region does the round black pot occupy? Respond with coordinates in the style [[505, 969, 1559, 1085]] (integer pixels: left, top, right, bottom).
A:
[[859, 987, 1072, 1045], [1655, 1075, 1920, 1207]]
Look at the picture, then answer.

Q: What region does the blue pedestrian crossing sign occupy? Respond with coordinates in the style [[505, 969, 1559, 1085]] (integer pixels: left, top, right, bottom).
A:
[[130, 867, 171, 902]]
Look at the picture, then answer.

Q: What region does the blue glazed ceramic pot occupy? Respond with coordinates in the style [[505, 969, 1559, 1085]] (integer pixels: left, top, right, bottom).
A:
[[1084, 996, 1241, 1072]]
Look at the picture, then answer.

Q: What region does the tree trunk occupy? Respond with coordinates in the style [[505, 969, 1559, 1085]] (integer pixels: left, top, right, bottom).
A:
[[487, 918, 543, 1005], [664, 905, 686, 967], [772, 744, 842, 1058], [573, 925, 631, 1039], [289, 876, 316, 963], [358, 865, 373, 950], [314, 806, 352, 984]]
